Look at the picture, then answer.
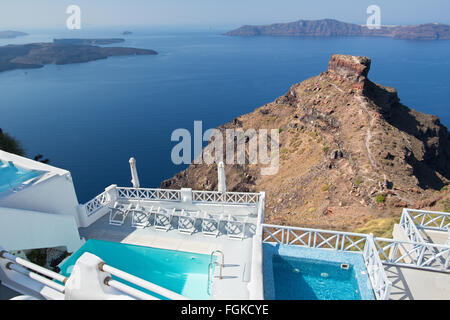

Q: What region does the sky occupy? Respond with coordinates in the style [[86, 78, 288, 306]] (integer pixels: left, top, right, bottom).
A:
[[1, 0, 449, 30]]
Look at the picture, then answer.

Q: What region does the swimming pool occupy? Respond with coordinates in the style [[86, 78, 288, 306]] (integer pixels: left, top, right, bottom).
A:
[[263, 243, 375, 300], [59, 239, 213, 300], [0, 161, 42, 193], [272, 255, 361, 300]]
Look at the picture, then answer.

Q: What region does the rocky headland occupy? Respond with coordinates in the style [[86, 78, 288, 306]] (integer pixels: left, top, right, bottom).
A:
[[0, 39, 157, 73], [162, 54, 450, 234], [0, 30, 28, 39], [225, 19, 450, 40], [53, 38, 125, 45]]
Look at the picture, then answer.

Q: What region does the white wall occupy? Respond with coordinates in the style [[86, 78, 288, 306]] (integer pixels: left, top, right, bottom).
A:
[[0, 174, 81, 225], [0, 150, 82, 226], [0, 206, 83, 252]]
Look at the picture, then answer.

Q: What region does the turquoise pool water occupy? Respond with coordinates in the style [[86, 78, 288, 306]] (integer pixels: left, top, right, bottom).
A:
[[272, 255, 361, 300], [0, 161, 42, 193], [59, 239, 212, 300], [263, 243, 375, 300]]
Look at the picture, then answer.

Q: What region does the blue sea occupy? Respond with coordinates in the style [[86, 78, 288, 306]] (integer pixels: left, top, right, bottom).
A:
[[1, 27, 449, 202]]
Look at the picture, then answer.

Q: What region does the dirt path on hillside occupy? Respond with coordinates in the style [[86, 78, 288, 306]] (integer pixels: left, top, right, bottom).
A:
[[355, 95, 378, 170]]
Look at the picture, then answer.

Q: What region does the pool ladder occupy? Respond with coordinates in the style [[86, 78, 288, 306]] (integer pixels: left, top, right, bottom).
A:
[[207, 250, 225, 295]]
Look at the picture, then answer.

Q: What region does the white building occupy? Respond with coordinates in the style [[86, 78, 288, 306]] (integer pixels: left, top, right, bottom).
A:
[[0, 151, 448, 300]]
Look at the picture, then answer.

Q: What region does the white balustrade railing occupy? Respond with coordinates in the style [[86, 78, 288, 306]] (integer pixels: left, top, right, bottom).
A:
[[192, 190, 260, 205], [399, 209, 450, 260], [85, 191, 109, 217], [404, 209, 450, 231], [364, 235, 392, 300], [261, 222, 450, 300], [117, 187, 182, 202], [400, 209, 426, 244], [83, 187, 262, 219], [261, 224, 391, 299], [262, 224, 367, 253], [262, 224, 450, 272], [117, 187, 260, 205], [373, 237, 450, 271]]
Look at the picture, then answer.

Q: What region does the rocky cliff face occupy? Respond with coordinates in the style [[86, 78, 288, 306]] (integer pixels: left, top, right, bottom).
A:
[[225, 19, 450, 40], [162, 54, 450, 231]]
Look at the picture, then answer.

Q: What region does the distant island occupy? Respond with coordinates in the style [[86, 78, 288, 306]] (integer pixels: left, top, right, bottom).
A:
[[53, 38, 125, 45], [0, 39, 157, 73], [0, 30, 28, 39], [121, 31, 133, 35], [225, 19, 450, 40]]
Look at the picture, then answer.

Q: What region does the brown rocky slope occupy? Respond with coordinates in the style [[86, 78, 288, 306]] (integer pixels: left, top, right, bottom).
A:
[[162, 54, 450, 232]]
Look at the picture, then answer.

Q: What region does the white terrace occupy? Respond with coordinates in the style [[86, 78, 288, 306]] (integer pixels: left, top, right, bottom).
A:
[[0, 151, 449, 300], [77, 185, 266, 300]]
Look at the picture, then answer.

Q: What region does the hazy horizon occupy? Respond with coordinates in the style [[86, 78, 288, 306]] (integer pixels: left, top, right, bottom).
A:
[[1, 0, 449, 30]]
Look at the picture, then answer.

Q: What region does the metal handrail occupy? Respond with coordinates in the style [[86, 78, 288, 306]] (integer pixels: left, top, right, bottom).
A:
[[207, 262, 214, 296], [0, 249, 67, 284], [211, 250, 225, 279], [5, 262, 65, 293], [207, 250, 225, 296], [103, 276, 158, 300]]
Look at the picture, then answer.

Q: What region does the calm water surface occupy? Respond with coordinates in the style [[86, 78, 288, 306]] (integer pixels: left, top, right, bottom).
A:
[[1, 27, 449, 202]]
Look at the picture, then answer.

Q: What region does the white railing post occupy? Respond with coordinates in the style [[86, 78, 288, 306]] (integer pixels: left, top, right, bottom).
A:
[[181, 188, 193, 204], [446, 249, 450, 269], [400, 209, 426, 245], [76, 204, 88, 227], [416, 246, 426, 267], [365, 234, 392, 300], [105, 184, 118, 203], [64, 252, 130, 300], [363, 235, 369, 258], [256, 192, 265, 236]]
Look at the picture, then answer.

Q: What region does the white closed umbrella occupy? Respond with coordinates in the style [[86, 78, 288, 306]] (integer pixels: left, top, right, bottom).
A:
[[218, 161, 226, 193], [129, 157, 140, 189]]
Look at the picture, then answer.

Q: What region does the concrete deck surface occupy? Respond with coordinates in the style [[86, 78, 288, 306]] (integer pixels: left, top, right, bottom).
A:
[[385, 265, 450, 300], [420, 229, 449, 245]]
